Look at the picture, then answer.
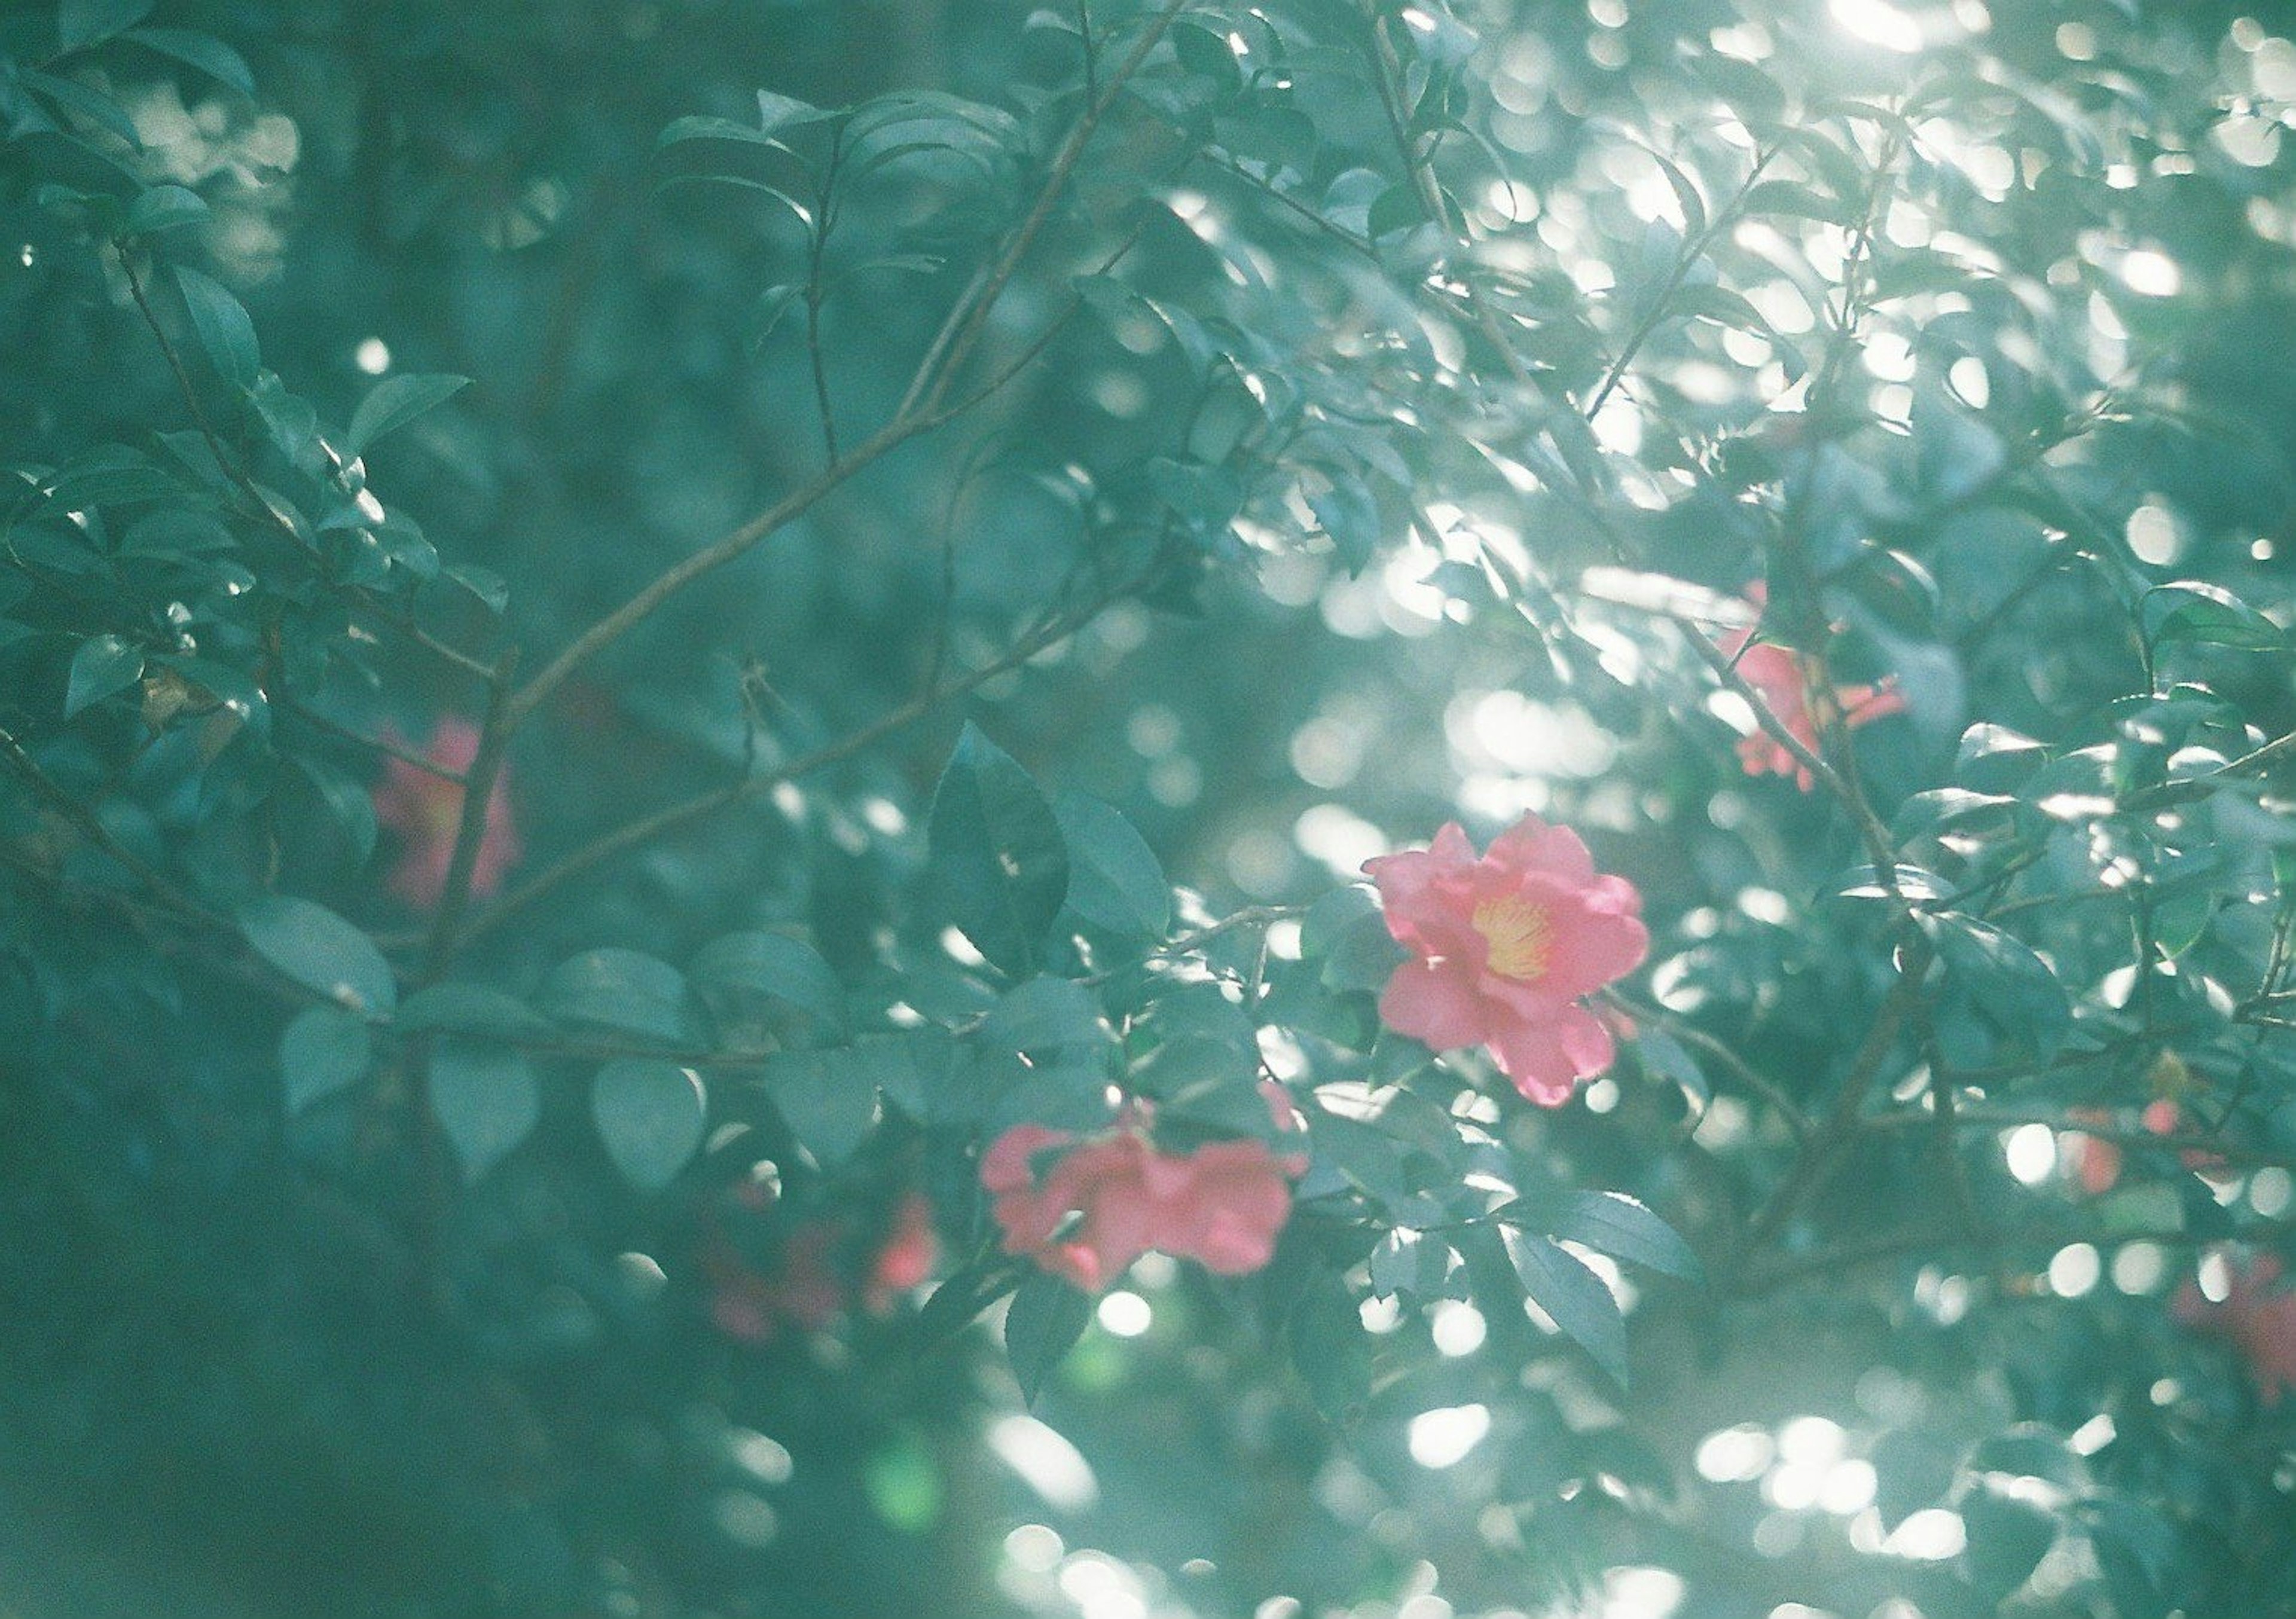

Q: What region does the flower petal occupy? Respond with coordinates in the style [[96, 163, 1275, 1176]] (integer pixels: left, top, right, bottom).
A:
[[1379, 958, 1489, 1050]]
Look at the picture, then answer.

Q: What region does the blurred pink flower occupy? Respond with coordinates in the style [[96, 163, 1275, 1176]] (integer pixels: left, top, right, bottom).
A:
[[2176, 1251, 2296, 1404], [1363, 815, 1647, 1106], [707, 1189, 941, 1345], [981, 1098, 1304, 1292], [371, 718, 521, 909], [2066, 1098, 2227, 1196], [1715, 583, 1904, 790]]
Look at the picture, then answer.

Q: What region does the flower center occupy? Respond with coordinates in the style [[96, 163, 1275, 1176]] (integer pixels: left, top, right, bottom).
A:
[[1472, 896, 1553, 982]]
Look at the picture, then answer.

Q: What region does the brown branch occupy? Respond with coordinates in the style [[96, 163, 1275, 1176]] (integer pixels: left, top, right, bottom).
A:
[[419, 649, 518, 979], [456, 577, 1138, 951], [1736, 1211, 2296, 1297], [0, 725, 210, 922]]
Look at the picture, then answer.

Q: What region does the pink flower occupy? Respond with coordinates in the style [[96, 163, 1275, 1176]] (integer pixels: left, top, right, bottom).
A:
[[1362, 815, 1647, 1106], [371, 718, 521, 909], [705, 1189, 942, 1344], [865, 1191, 941, 1311], [2066, 1098, 2227, 1196], [2176, 1251, 2296, 1404], [1715, 584, 1904, 790], [980, 1096, 1305, 1292]]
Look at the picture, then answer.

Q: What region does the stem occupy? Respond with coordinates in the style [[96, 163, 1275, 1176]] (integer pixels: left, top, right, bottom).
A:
[[457, 576, 1139, 951], [419, 649, 518, 979]]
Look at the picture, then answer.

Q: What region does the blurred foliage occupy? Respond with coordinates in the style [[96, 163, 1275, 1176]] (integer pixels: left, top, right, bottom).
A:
[[5, 0, 2296, 1615]]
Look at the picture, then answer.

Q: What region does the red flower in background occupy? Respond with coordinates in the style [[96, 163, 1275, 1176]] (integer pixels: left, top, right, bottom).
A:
[[2066, 1097, 2228, 1195], [982, 1086, 1308, 1292], [371, 717, 522, 908], [1714, 583, 1904, 790], [1363, 815, 1647, 1106], [2176, 1250, 2296, 1405], [706, 1189, 941, 1346]]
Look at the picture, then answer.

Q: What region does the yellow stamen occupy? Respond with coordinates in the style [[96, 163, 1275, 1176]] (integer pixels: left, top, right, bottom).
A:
[[1472, 896, 1553, 982]]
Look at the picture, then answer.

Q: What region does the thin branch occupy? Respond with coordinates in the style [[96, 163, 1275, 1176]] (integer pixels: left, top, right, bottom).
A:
[[1580, 145, 1779, 423], [1735, 1212, 2296, 1297], [457, 576, 1138, 950], [0, 726, 210, 922], [419, 649, 518, 979], [914, 0, 1190, 419], [1602, 989, 1812, 1141], [278, 698, 465, 783]]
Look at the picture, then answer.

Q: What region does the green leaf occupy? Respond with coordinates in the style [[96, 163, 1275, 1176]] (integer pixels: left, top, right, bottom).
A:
[[20, 71, 141, 147], [540, 949, 692, 1042], [289, 754, 377, 865], [1505, 1190, 1703, 1283], [58, 0, 156, 51], [1303, 463, 1381, 574], [1923, 912, 2070, 1062], [173, 266, 260, 390], [761, 1044, 881, 1164], [1289, 1275, 1373, 1424], [64, 633, 142, 717], [1052, 791, 1170, 940], [120, 28, 256, 94], [1510, 1230, 1628, 1387], [1003, 1273, 1092, 1406], [428, 1038, 539, 1180], [344, 374, 470, 459], [927, 722, 1069, 975], [237, 894, 397, 1015], [591, 1059, 708, 1191], [121, 184, 209, 236], [2142, 581, 2285, 654], [280, 1005, 372, 1114], [1961, 1478, 2059, 1605], [395, 982, 555, 1040], [1319, 909, 1407, 995], [689, 930, 846, 1046]]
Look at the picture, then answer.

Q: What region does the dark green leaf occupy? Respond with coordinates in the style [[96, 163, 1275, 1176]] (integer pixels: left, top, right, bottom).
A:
[[58, 0, 155, 50], [2142, 581, 2284, 653], [761, 1044, 881, 1164], [926, 722, 1069, 975], [1289, 1275, 1373, 1424], [428, 1038, 539, 1180], [345, 374, 470, 459], [1003, 1272, 1092, 1406], [280, 1005, 372, 1114], [1052, 791, 1170, 940], [395, 982, 556, 1040], [1506, 1190, 1703, 1283], [539, 949, 692, 1042], [173, 266, 260, 390], [690, 930, 846, 1046], [64, 634, 142, 717], [591, 1059, 708, 1191], [121, 184, 209, 236], [1509, 1230, 1629, 1388], [121, 28, 255, 94], [238, 894, 397, 1015]]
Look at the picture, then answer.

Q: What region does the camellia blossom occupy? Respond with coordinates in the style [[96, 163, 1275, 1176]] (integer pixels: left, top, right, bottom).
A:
[[1363, 815, 1647, 1106], [1715, 583, 1904, 790], [981, 1088, 1307, 1293], [2176, 1251, 2296, 1404], [371, 717, 522, 909]]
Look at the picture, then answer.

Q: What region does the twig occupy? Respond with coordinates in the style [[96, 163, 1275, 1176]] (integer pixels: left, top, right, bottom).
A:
[[0, 726, 209, 921], [457, 576, 1140, 950], [419, 649, 518, 979], [1602, 989, 1812, 1141], [278, 698, 465, 783]]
